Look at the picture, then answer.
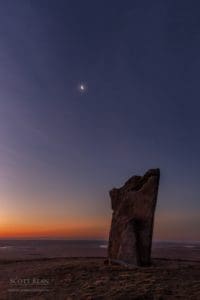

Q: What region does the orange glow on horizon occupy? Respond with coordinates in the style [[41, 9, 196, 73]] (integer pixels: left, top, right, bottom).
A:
[[0, 219, 110, 239], [1, 211, 199, 241]]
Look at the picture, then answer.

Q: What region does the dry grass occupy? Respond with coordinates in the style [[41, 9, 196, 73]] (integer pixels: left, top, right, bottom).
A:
[[0, 257, 199, 299]]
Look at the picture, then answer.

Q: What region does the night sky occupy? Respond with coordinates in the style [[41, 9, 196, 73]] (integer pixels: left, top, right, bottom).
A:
[[0, 0, 199, 240]]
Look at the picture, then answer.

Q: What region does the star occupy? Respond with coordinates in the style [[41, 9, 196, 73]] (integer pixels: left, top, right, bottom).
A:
[[78, 83, 86, 92]]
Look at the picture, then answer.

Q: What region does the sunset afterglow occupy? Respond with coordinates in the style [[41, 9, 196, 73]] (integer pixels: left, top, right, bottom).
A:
[[0, 1, 199, 242]]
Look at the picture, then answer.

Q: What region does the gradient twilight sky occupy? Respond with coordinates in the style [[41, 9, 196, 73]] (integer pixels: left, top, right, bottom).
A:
[[0, 0, 200, 240]]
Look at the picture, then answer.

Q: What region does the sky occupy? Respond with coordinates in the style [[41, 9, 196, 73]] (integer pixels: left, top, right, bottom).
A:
[[0, 0, 199, 240]]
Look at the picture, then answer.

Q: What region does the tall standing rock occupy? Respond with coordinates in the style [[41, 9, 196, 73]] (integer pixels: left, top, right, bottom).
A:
[[108, 169, 160, 266]]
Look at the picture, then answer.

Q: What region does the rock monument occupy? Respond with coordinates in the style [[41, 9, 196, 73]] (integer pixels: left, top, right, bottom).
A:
[[108, 168, 160, 266]]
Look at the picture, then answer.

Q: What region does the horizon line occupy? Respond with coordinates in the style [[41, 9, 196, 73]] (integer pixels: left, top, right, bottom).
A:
[[0, 237, 199, 243]]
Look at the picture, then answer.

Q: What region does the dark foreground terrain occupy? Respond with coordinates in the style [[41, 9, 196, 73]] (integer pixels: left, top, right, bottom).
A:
[[0, 257, 199, 300]]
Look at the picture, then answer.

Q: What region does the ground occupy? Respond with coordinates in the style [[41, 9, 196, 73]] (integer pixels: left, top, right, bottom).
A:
[[0, 257, 199, 299]]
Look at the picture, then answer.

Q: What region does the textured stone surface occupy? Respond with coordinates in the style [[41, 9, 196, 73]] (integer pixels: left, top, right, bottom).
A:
[[108, 169, 160, 266]]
